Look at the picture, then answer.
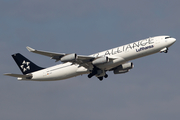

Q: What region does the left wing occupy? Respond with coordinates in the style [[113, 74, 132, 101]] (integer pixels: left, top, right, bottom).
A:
[[26, 46, 95, 63]]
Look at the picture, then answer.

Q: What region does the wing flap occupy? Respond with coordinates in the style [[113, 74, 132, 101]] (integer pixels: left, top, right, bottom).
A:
[[77, 55, 95, 61]]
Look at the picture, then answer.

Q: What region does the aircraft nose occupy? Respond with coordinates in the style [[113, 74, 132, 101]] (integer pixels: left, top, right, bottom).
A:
[[166, 37, 176, 47], [169, 38, 176, 45], [171, 38, 176, 44]]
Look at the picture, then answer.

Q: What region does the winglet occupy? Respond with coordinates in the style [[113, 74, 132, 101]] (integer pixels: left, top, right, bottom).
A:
[[26, 46, 36, 52]]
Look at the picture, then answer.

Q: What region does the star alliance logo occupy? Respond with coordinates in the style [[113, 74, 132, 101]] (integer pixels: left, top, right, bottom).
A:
[[21, 60, 30, 72]]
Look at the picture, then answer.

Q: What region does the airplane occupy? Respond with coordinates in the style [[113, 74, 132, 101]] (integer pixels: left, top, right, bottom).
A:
[[4, 35, 176, 81]]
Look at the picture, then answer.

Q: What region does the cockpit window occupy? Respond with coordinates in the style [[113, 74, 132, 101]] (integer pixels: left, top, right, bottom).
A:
[[165, 36, 171, 39]]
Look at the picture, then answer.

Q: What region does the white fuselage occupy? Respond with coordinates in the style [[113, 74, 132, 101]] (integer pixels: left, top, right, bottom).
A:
[[29, 36, 176, 81]]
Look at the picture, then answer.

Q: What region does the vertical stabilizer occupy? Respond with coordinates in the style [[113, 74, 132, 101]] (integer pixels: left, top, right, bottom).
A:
[[12, 53, 44, 74]]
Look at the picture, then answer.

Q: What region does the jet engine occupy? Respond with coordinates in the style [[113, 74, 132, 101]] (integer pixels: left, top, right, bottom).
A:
[[92, 57, 109, 65], [113, 62, 134, 74], [61, 53, 77, 62]]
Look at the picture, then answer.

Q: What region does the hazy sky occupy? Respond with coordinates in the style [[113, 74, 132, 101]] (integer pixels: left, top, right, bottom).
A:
[[1, 0, 180, 120]]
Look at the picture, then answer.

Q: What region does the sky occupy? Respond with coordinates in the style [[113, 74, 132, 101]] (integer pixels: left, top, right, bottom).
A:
[[0, 0, 180, 120]]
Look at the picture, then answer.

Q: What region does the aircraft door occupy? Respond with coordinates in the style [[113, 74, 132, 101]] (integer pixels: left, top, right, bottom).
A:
[[43, 69, 52, 76], [155, 38, 160, 44]]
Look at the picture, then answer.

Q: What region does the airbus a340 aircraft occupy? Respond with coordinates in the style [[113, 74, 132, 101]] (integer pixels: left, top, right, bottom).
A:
[[4, 36, 176, 81]]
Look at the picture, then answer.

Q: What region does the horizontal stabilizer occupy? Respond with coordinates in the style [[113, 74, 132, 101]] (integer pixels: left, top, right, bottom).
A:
[[4, 73, 32, 79]]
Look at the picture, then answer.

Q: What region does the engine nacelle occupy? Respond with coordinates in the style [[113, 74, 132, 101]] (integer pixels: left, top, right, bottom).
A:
[[114, 69, 129, 74], [113, 62, 134, 74], [61, 53, 77, 62], [92, 57, 109, 65]]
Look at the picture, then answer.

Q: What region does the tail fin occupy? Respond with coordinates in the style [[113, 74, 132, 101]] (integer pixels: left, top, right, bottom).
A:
[[12, 53, 44, 75]]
